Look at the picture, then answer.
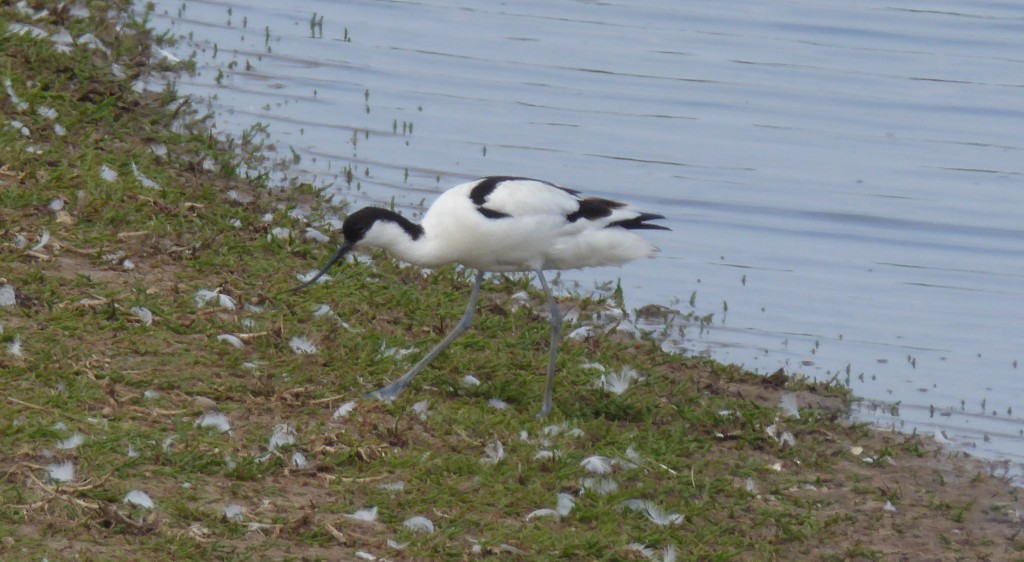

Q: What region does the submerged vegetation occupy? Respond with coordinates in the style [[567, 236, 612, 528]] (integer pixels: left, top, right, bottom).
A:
[[2, 3, 1023, 560]]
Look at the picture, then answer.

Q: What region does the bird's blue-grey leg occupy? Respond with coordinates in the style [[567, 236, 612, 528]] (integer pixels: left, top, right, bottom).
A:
[[369, 270, 485, 401], [536, 270, 560, 418]]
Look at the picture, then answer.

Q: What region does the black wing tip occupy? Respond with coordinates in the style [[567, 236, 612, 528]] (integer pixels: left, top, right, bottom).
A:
[[608, 213, 671, 231]]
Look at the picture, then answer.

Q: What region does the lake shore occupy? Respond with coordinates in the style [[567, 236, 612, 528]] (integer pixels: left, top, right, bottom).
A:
[[2, 4, 1023, 560]]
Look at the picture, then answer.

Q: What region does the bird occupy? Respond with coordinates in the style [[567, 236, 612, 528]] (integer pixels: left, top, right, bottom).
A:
[[290, 176, 669, 417]]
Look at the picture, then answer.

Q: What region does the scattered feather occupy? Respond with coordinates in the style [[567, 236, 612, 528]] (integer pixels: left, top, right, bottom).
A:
[[519, 430, 530, 442], [12, 234, 27, 249], [332, 401, 357, 420], [595, 372, 633, 395], [30, 229, 50, 251], [556, 493, 575, 516], [312, 304, 334, 318], [620, 499, 684, 526], [623, 445, 643, 465], [267, 424, 296, 451], [4, 77, 29, 110], [765, 423, 796, 447], [130, 306, 153, 326], [386, 539, 408, 550], [411, 400, 430, 420], [0, 284, 16, 307], [216, 334, 244, 348], [779, 392, 800, 418], [131, 162, 160, 189], [480, 440, 505, 465], [355, 552, 375, 561], [290, 336, 317, 354], [124, 490, 155, 509], [143, 389, 160, 400], [226, 189, 252, 203], [461, 374, 481, 387], [850, 446, 864, 456], [883, 500, 897, 513], [534, 449, 557, 461], [662, 545, 679, 562], [488, 398, 509, 410], [195, 411, 231, 433], [403, 515, 434, 534], [568, 325, 592, 340], [127, 443, 139, 458], [6, 335, 23, 357], [377, 481, 405, 492], [746, 477, 757, 493], [581, 477, 619, 495], [543, 424, 564, 437], [626, 543, 656, 559], [345, 506, 378, 522], [153, 46, 180, 63], [77, 33, 111, 55], [56, 433, 84, 450], [8, 119, 31, 137], [47, 460, 75, 482], [379, 343, 416, 360], [193, 289, 236, 310], [269, 227, 291, 241], [291, 452, 309, 469], [525, 508, 558, 521], [580, 361, 606, 371], [223, 504, 245, 521], [580, 455, 614, 474], [377, 480, 405, 492], [99, 164, 118, 182], [304, 227, 330, 243], [36, 106, 58, 120]]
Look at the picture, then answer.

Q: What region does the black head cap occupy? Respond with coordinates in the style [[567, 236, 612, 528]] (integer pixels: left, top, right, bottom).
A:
[[342, 207, 423, 242]]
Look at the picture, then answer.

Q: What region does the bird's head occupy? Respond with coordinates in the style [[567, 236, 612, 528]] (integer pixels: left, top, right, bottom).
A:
[[287, 207, 423, 293]]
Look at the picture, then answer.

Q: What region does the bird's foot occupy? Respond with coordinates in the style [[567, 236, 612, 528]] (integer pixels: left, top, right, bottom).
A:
[[367, 381, 407, 402]]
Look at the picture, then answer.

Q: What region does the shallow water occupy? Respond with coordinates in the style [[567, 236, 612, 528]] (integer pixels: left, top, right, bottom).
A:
[[149, 0, 1024, 475]]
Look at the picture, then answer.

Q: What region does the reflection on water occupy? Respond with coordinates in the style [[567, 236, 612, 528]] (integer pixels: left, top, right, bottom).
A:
[[148, 0, 1024, 476]]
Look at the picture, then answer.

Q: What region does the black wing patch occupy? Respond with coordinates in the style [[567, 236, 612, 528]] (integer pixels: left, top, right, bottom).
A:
[[567, 197, 626, 223]]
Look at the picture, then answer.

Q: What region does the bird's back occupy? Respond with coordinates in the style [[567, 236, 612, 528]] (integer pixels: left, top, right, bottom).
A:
[[417, 178, 667, 272]]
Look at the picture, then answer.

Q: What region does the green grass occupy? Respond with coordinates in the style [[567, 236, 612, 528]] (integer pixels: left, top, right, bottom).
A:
[[3, 3, 1023, 561]]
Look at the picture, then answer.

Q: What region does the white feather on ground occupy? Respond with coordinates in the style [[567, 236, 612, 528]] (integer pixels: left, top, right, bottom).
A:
[[580, 455, 614, 474], [47, 460, 75, 483], [345, 506, 378, 522], [480, 440, 505, 465], [194, 411, 231, 433], [332, 400, 357, 420], [289, 336, 317, 354], [403, 515, 434, 534], [124, 490, 155, 509]]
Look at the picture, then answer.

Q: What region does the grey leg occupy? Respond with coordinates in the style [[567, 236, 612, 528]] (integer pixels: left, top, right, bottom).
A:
[[369, 271, 485, 401], [536, 270, 560, 418]]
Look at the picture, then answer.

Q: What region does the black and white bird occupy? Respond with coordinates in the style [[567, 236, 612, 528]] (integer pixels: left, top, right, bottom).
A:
[[292, 176, 669, 417]]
